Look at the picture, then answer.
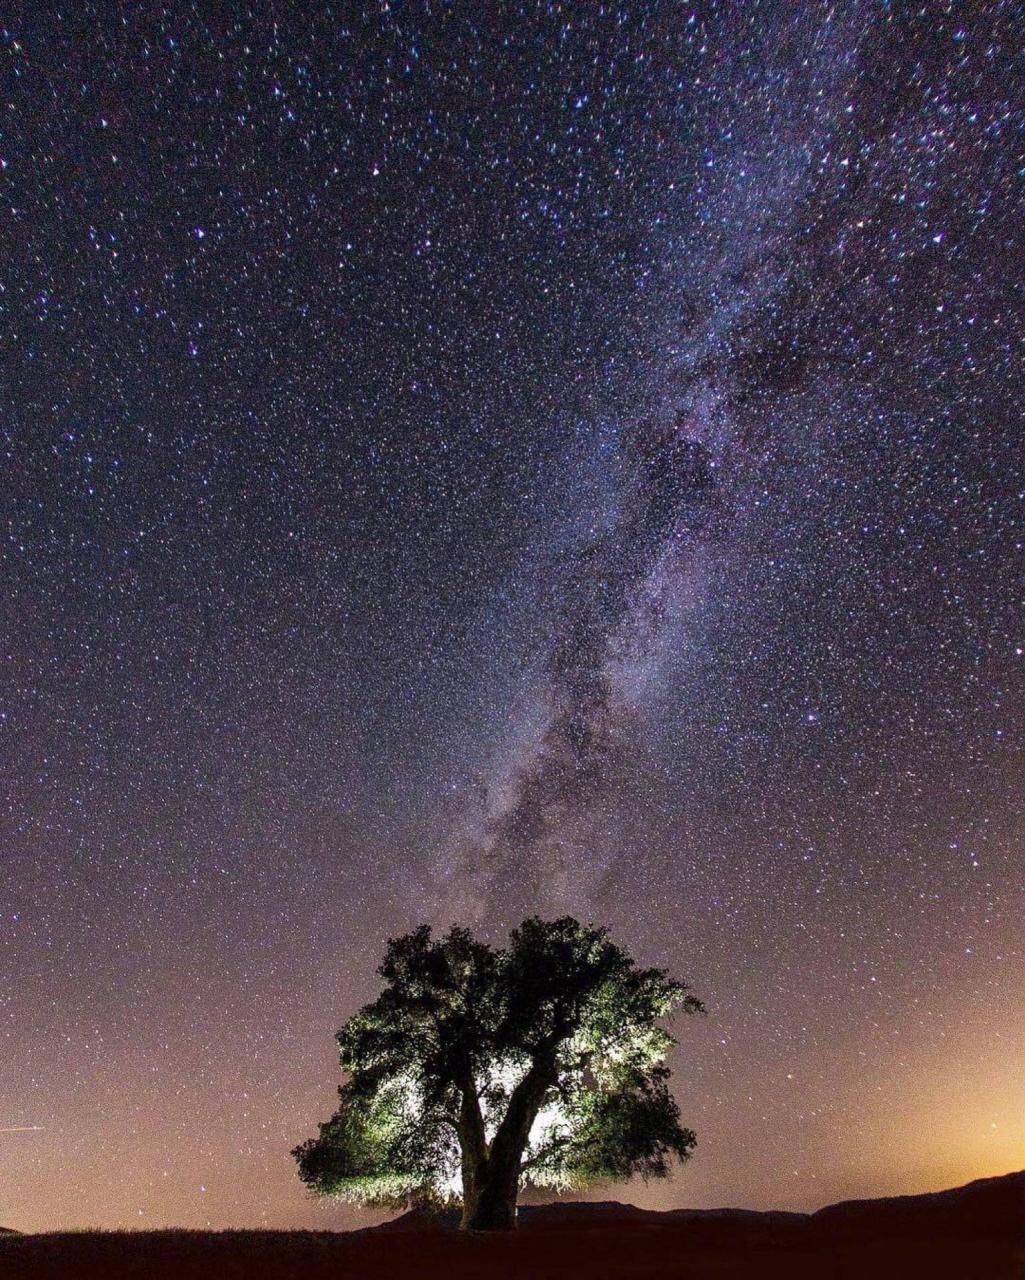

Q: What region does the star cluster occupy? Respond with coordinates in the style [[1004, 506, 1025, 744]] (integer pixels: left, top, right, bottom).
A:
[[2, 2, 1023, 1231]]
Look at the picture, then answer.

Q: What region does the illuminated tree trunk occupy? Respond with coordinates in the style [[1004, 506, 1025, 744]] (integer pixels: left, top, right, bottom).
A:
[[464, 1055, 555, 1232], [458, 1077, 487, 1230], [459, 1173, 482, 1230]]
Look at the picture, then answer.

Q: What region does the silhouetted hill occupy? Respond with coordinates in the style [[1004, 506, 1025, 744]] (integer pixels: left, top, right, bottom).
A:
[[3, 1170, 1022, 1279], [806, 1169, 1025, 1241]]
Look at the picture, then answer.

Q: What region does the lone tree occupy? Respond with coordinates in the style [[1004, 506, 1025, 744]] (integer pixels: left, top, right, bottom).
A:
[[293, 916, 703, 1231]]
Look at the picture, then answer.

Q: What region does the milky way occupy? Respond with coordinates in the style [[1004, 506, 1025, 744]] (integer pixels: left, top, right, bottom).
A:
[[2, 2, 1023, 1232]]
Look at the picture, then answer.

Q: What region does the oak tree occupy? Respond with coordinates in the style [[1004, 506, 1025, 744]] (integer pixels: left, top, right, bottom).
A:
[[294, 916, 702, 1231]]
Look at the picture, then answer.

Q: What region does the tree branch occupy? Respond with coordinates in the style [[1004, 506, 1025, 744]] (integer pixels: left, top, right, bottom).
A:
[[457, 1072, 487, 1166], [519, 1131, 575, 1172]]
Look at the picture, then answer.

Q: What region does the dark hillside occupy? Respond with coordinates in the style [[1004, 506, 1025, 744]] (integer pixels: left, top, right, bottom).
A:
[[2, 1171, 1022, 1280]]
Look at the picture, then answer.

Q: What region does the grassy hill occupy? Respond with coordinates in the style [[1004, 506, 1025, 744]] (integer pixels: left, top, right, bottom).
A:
[[3, 1170, 1023, 1279]]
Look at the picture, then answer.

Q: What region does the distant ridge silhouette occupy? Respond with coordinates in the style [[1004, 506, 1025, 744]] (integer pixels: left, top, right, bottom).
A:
[[380, 1167, 1025, 1244], [4, 1169, 1023, 1278]]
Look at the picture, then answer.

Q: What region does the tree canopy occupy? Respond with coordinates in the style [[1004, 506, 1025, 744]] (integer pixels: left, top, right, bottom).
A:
[[294, 916, 703, 1230]]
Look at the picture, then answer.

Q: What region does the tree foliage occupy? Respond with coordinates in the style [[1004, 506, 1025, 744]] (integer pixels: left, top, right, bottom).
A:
[[294, 916, 703, 1228]]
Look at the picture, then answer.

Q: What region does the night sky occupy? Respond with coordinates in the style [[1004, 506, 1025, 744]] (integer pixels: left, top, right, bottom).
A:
[[3, 2, 1024, 1233]]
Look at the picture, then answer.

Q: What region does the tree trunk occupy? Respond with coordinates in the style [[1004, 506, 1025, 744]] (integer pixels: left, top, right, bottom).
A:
[[457, 1076, 488, 1230], [466, 1150, 519, 1231], [459, 1175, 482, 1230], [463, 1053, 556, 1231]]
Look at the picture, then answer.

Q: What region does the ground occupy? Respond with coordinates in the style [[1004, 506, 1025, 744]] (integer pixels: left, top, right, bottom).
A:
[[3, 1171, 1023, 1279]]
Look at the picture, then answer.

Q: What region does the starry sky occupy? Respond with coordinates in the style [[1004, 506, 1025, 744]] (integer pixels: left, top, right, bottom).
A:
[[3, 1, 1024, 1234]]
